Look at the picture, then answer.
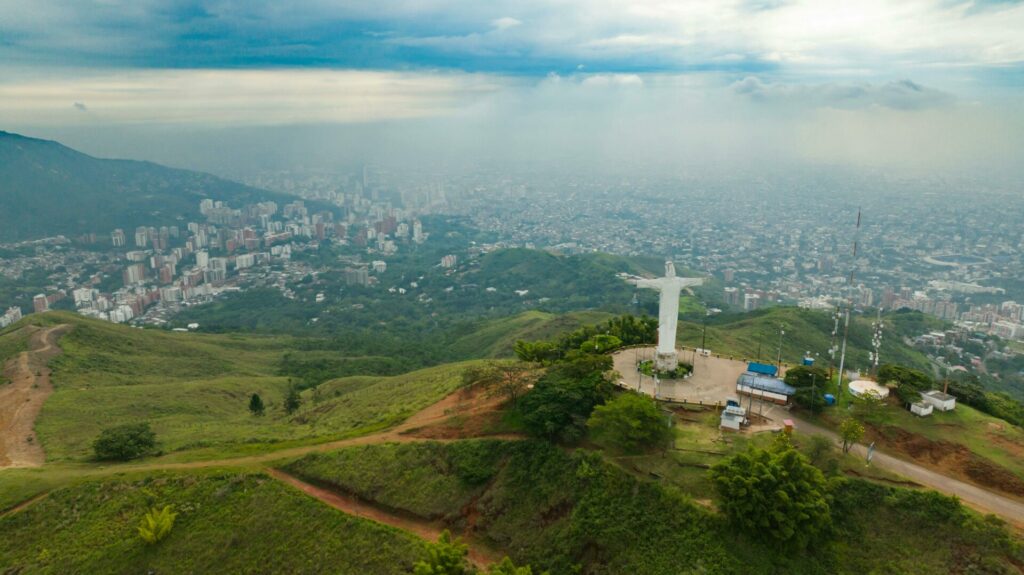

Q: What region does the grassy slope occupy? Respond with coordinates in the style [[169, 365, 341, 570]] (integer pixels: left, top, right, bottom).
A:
[[0, 470, 426, 574], [677, 307, 934, 373], [283, 440, 1022, 575], [0, 324, 28, 384], [23, 313, 472, 461], [447, 310, 614, 359]]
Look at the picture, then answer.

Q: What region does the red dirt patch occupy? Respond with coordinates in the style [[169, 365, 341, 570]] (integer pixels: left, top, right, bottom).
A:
[[402, 384, 516, 440]]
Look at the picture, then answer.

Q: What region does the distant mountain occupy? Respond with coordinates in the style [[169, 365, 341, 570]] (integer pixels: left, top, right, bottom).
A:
[[0, 131, 321, 242]]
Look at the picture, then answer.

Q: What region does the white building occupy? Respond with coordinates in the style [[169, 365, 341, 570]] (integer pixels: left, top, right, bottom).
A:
[[372, 260, 387, 273], [910, 401, 934, 417], [921, 390, 956, 411]]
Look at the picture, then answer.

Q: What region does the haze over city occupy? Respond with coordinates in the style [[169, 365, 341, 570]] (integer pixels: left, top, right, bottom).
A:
[[2, 2, 1024, 574]]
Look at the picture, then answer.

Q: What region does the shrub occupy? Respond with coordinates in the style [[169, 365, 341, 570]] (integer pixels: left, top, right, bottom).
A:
[[587, 392, 673, 453], [710, 436, 831, 548], [414, 530, 471, 575], [138, 505, 177, 544], [92, 423, 157, 461]]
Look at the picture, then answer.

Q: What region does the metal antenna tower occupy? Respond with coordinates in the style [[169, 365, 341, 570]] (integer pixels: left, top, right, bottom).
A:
[[869, 307, 884, 376], [835, 208, 861, 401]]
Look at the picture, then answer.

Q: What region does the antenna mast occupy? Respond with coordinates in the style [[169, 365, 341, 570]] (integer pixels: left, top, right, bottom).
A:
[[835, 208, 861, 401]]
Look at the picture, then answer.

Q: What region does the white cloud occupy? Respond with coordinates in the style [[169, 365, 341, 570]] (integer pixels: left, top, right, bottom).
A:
[[0, 69, 507, 126], [491, 17, 522, 31]]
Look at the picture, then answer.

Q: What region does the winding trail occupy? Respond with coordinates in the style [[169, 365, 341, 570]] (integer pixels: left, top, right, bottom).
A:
[[0, 324, 70, 468]]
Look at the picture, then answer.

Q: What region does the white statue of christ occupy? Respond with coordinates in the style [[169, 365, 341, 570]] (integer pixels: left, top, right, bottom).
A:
[[634, 261, 704, 371]]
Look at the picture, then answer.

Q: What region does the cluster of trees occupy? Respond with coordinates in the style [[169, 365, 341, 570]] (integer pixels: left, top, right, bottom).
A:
[[878, 364, 933, 405], [783, 365, 829, 411], [514, 314, 656, 364], [945, 375, 1024, 427], [710, 435, 832, 549]]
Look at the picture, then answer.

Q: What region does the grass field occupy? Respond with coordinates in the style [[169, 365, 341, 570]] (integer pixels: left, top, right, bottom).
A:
[[445, 310, 614, 359], [280, 439, 1023, 575], [17, 312, 475, 462], [0, 469, 427, 574]]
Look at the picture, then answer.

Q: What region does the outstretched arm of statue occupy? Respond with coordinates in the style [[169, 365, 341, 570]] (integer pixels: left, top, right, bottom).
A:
[[635, 278, 662, 289]]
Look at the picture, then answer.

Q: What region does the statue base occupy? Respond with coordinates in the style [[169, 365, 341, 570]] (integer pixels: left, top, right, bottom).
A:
[[655, 351, 678, 372]]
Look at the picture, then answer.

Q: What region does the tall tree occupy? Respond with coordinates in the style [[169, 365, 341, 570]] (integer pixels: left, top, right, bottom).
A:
[[284, 384, 302, 415], [839, 418, 865, 454], [248, 393, 265, 416]]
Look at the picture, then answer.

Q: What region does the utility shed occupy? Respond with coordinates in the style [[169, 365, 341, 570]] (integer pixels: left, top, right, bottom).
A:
[[921, 390, 956, 411], [911, 401, 934, 417], [720, 405, 746, 431]]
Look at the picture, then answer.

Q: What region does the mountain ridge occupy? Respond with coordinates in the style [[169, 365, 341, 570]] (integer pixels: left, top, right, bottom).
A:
[[0, 130, 325, 242]]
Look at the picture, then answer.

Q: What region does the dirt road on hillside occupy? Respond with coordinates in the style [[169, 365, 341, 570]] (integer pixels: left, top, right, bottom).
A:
[[267, 469, 501, 568], [0, 324, 70, 468], [777, 409, 1024, 527]]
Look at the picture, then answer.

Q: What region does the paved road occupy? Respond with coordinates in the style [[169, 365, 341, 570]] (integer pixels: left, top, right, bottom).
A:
[[777, 409, 1024, 527]]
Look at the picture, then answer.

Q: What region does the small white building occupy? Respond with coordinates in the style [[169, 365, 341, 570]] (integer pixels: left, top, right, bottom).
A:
[[910, 401, 934, 417], [720, 405, 747, 431], [921, 390, 956, 412]]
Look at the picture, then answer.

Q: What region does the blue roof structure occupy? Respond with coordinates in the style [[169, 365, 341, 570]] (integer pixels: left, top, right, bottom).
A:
[[737, 372, 796, 396], [746, 362, 779, 377]]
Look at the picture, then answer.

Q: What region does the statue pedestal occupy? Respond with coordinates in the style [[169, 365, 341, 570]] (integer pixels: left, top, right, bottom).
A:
[[655, 351, 678, 372]]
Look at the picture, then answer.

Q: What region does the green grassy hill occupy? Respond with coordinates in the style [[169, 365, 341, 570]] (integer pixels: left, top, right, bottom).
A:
[[678, 307, 936, 373], [20, 313, 473, 462], [0, 131, 326, 241], [0, 470, 427, 574], [282, 440, 1022, 575]]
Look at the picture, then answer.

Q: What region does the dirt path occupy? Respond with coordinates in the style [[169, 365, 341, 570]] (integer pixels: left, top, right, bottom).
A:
[[266, 468, 501, 568], [0, 324, 70, 468], [782, 411, 1024, 527], [113, 385, 518, 474]]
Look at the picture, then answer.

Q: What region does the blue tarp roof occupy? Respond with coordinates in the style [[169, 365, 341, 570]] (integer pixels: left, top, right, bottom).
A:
[[737, 372, 796, 396], [747, 362, 779, 376]]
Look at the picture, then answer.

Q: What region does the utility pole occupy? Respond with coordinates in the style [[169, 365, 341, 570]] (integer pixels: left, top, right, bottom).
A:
[[776, 324, 785, 373], [810, 373, 817, 414]]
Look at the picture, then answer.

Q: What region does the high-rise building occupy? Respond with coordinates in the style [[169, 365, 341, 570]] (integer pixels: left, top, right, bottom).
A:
[[743, 292, 761, 311], [111, 229, 126, 247]]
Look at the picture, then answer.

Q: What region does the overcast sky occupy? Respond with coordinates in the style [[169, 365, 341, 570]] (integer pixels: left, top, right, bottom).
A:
[[1, 0, 1022, 177]]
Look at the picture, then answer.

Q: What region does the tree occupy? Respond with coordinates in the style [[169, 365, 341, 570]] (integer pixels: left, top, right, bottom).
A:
[[839, 417, 865, 454], [138, 505, 177, 544], [92, 422, 157, 461], [248, 393, 265, 416], [519, 369, 612, 443], [579, 334, 622, 355], [783, 365, 828, 389], [284, 383, 302, 415], [514, 340, 561, 364], [463, 361, 536, 407], [488, 557, 546, 575], [413, 530, 472, 575], [710, 437, 831, 548], [587, 392, 673, 453]]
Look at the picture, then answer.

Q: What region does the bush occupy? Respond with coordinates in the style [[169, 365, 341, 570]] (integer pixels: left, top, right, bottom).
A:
[[587, 392, 673, 453], [138, 505, 177, 544], [414, 530, 472, 575], [92, 423, 157, 461], [710, 436, 831, 548]]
